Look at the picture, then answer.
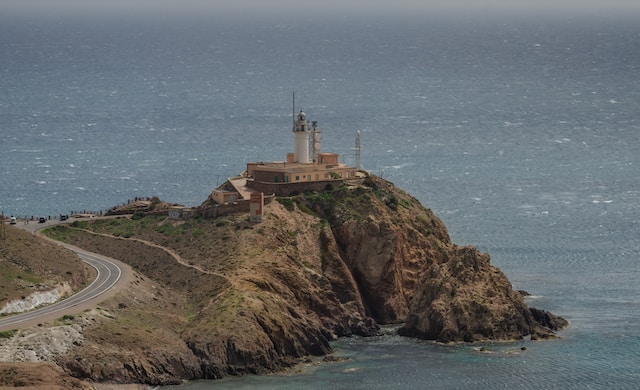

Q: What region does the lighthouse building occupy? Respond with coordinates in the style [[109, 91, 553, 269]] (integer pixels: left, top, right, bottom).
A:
[[200, 104, 367, 221], [293, 110, 310, 163], [242, 110, 359, 196]]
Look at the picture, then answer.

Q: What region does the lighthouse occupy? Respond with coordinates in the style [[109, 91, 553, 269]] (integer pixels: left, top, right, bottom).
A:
[[243, 102, 359, 194], [293, 110, 310, 163]]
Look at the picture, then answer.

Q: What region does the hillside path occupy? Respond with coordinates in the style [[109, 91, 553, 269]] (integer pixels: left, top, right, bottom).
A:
[[68, 227, 230, 280]]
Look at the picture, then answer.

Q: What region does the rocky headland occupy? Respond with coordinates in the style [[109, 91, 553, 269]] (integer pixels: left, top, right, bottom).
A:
[[0, 175, 566, 386]]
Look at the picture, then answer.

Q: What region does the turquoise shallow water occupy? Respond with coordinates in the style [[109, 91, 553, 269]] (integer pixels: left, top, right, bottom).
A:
[[1, 7, 639, 389]]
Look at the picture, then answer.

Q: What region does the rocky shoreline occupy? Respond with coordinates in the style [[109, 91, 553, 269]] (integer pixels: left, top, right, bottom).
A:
[[0, 175, 567, 387]]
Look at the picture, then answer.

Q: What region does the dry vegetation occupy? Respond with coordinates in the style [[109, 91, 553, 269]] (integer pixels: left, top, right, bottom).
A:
[[0, 226, 92, 310], [0, 362, 90, 389], [0, 226, 94, 389], [0, 176, 565, 386], [40, 203, 340, 383]]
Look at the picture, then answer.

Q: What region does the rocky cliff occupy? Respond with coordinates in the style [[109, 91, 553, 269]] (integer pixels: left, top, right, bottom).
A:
[[298, 176, 566, 340], [22, 174, 565, 386]]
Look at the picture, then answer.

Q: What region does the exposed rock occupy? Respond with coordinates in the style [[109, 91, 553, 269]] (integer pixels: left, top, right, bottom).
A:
[[529, 307, 569, 335], [18, 174, 565, 385], [306, 176, 565, 342], [299, 176, 452, 325], [0, 324, 83, 362], [398, 245, 560, 341], [0, 226, 91, 306], [0, 362, 90, 389], [0, 283, 72, 315]]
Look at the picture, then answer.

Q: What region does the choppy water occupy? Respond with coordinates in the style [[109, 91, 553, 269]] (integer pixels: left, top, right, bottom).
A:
[[1, 6, 639, 389]]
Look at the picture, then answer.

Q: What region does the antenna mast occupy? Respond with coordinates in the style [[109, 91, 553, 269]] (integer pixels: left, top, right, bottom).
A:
[[292, 91, 295, 129], [311, 121, 321, 163], [355, 130, 361, 169]]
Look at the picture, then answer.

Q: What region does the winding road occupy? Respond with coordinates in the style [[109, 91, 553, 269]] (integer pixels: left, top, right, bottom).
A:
[[0, 219, 132, 332]]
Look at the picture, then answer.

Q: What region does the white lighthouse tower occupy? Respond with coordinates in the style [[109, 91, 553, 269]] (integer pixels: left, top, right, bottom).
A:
[[293, 110, 310, 163]]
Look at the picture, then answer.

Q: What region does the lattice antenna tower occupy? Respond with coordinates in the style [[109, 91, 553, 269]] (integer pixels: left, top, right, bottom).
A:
[[311, 120, 321, 163], [1, 211, 5, 240], [355, 130, 361, 169]]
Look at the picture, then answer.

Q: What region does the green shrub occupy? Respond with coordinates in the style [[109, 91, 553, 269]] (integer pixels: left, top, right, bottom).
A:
[[192, 228, 204, 238], [295, 201, 317, 217], [156, 223, 180, 236], [385, 195, 399, 210], [0, 330, 16, 339], [276, 197, 295, 211]]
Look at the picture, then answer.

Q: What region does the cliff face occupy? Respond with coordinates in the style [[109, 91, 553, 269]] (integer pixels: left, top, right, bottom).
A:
[[36, 175, 565, 385], [398, 245, 567, 341], [302, 178, 451, 325], [50, 196, 377, 384], [302, 176, 566, 341]]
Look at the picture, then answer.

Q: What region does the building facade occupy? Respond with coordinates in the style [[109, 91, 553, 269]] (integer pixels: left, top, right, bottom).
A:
[[245, 110, 358, 194], [209, 108, 362, 210]]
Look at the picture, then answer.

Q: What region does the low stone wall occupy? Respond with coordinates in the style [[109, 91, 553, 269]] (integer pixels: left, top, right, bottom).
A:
[[200, 195, 275, 219], [200, 200, 250, 219], [247, 179, 340, 196]]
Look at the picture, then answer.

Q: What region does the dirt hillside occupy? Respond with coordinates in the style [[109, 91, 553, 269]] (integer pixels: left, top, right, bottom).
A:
[[1, 175, 566, 386]]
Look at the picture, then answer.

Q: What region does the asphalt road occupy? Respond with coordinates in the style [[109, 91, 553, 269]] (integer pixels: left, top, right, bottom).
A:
[[0, 218, 132, 331]]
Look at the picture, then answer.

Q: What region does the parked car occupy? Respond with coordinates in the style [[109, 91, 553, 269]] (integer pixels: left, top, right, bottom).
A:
[[38, 217, 46, 223], [9, 216, 17, 225], [60, 215, 69, 221]]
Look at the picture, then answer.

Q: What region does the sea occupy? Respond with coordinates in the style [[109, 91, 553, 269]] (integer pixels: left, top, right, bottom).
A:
[[1, 4, 639, 389]]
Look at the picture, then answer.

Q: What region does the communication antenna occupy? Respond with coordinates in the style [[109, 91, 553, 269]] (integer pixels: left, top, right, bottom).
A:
[[1, 211, 6, 240], [311, 120, 321, 163], [292, 91, 296, 129], [355, 130, 361, 169]]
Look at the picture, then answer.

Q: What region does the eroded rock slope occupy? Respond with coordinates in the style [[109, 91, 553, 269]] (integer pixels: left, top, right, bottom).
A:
[[35, 174, 565, 385]]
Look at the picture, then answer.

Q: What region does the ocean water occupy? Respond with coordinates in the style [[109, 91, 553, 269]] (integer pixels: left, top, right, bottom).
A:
[[1, 6, 640, 389]]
